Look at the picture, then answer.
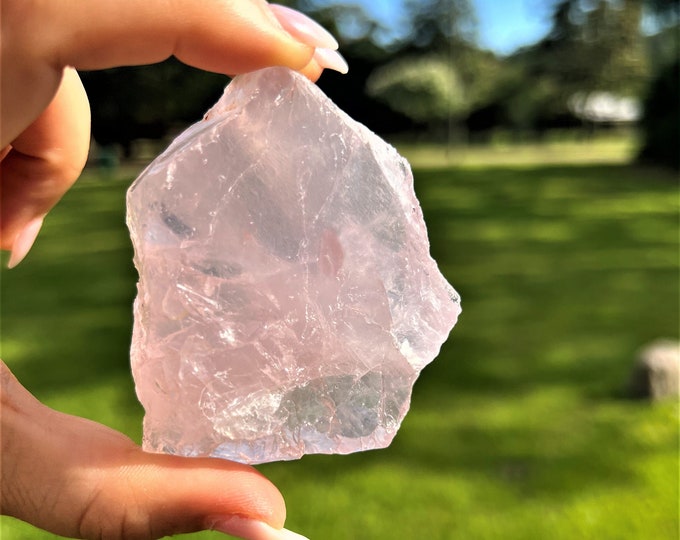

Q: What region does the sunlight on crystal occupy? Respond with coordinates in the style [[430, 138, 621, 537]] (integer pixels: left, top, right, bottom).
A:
[[127, 67, 460, 464]]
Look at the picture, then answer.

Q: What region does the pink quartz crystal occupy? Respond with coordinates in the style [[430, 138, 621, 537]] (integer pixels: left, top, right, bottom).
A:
[[126, 67, 460, 464]]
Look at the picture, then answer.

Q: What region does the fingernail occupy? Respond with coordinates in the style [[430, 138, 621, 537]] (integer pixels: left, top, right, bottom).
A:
[[269, 4, 339, 50], [7, 215, 45, 269], [208, 516, 309, 540], [313, 48, 349, 74]]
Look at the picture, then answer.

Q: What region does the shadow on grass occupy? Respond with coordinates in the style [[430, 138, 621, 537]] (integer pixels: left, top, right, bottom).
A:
[[418, 163, 678, 395], [265, 397, 672, 502]]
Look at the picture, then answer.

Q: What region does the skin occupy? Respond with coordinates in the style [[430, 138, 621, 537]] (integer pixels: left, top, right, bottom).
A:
[[0, 1, 326, 538]]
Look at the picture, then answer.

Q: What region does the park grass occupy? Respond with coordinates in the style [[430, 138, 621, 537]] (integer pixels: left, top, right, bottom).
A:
[[1, 139, 678, 539]]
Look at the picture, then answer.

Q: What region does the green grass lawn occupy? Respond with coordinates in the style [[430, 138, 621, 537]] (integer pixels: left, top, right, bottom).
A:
[[1, 140, 678, 539]]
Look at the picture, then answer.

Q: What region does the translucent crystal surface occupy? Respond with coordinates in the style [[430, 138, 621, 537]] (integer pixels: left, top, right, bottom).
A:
[[126, 67, 461, 464]]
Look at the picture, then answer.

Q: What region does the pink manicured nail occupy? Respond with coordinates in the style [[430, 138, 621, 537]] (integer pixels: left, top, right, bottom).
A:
[[7, 215, 45, 268], [208, 516, 309, 540], [313, 48, 349, 74], [270, 4, 339, 50]]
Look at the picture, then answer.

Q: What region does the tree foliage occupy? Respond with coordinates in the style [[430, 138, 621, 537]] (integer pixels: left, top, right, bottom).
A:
[[535, 0, 648, 97], [81, 60, 226, 156], [541, 0, 647, 95], [402, 0, 477, 51], [635, 0, 680, 170], [465, 0, 651, 135], [366, 55, 466, 124], [362, 0, 489, 130], [79, 0, 669, 151], [637, 59, 679, 171], [645, 0, 680, 22]]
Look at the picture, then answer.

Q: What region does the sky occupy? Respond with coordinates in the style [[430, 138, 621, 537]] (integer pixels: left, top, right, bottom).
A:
[[471, 0, 554, 55], [353, 0, 555, 55]]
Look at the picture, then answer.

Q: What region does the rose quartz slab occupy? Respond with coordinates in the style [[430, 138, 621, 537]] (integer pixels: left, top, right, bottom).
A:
[[127, 67, 460, 464]]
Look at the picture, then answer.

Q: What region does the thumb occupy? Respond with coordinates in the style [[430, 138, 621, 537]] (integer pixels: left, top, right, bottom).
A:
[[0, 361, 303, 540], [77, 447, 296, 540]]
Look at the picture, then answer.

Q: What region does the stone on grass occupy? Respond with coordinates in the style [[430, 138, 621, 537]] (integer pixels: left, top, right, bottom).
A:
[[628, 339, 679, 401], [127, 67, 461, 464]]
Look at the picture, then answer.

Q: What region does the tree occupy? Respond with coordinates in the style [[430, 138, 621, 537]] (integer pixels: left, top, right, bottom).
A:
[[362, 0, 492, 134], [637, 0, 679, 170], [473, 0, 650, 135], [366, 55, 466, 128], [402, 0, 476, 52], [300, 2, 418, 135], [645, 0, 680, 22], [539, 0, 648, 97], [81, 59, 226, 156], [637, 60, 679, 170]]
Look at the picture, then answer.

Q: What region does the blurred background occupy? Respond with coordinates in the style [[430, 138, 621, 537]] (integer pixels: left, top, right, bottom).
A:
[[1, 0, 678, 538]]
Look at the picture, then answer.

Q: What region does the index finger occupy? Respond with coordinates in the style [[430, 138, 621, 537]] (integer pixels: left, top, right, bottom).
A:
[[51, 0, 314, 73], [1, 0, 316, 145]]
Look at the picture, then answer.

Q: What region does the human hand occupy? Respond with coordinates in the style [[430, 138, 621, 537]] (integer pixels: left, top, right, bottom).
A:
[[0, 361, 306, 540], [1, 1, 347, 538], [1, 0, 347, 267]]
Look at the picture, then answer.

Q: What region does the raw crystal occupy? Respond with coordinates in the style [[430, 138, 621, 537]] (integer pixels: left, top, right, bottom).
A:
[[126, 67, 461, 464]]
